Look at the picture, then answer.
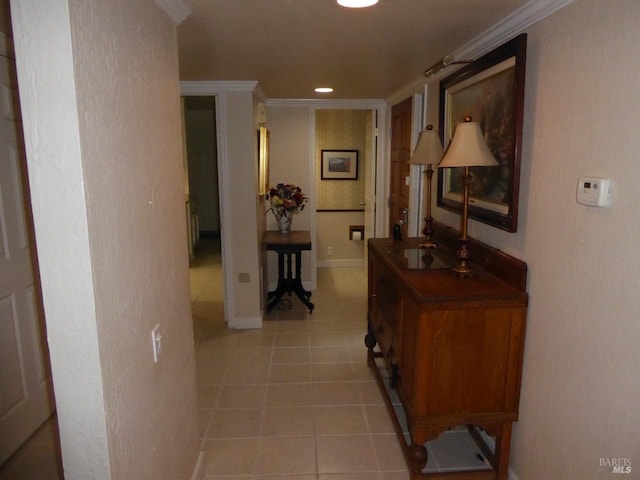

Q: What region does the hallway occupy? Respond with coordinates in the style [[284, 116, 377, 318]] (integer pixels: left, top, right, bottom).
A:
[[190, 238, 408, 478], [0, 238, 488, 479], [190, 239, 487, 478]]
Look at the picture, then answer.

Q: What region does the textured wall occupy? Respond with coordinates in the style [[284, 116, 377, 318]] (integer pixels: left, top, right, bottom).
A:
[[12, 0, 200, 478], [428, 1, 640, 477], [11, 1, 112, 477]]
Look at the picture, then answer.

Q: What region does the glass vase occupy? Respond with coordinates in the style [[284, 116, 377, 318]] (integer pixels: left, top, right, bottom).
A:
[[275, 210, 292, 233]]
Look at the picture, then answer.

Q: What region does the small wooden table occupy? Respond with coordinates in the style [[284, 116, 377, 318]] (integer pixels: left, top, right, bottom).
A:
[[263, 230, 314, 313]]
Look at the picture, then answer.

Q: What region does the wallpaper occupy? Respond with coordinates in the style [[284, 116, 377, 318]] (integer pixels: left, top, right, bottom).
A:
[[315, 109, 369, 210]]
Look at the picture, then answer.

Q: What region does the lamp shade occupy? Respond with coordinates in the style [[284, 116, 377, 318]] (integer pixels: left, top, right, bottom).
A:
[[409, 126, 444, 166], [438, 120, 498, 168]]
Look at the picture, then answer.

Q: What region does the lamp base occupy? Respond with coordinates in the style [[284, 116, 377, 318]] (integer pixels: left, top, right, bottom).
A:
[[421, 214, 436, 250], [450, 261, 474, 277], [451, 236, 473, 277]]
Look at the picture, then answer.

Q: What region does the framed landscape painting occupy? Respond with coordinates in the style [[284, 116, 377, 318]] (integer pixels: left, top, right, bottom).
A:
[[438, 34, 527, 232], [321, 149, 359, 180]]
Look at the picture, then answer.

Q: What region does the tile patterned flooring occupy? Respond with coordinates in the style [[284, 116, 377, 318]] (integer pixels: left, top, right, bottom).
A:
[[191, 240, 409, 479], [0, 239, 487, 479]]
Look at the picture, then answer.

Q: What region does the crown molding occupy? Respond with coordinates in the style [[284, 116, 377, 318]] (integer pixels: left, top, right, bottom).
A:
[[154, 0, 192, 25], [180, 80, 259, 95], [399, 0, 576, 89], [266, 98, 386, 109], [451, 0, 576, 62]]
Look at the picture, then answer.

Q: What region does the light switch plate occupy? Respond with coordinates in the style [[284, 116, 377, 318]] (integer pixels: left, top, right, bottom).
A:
[[151, 324, 162, 363]]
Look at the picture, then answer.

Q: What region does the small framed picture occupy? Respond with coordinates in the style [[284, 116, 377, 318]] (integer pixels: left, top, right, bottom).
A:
[[321, 149, 359, 180]]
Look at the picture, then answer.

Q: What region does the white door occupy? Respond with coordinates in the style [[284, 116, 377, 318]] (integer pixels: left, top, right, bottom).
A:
[[363, 110, 376, 253], [0, 48, 54, 464]]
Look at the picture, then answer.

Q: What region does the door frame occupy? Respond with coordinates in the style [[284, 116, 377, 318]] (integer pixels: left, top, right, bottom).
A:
[[180, 81, 260, 326], [309, 100, 389, 268]]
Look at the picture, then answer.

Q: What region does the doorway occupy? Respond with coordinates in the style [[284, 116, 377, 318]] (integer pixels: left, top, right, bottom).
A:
[[0, 19, 57, 467], [315, 108, 376, 268], [182, 96, 225, 331], [183, 96, 221, 243]]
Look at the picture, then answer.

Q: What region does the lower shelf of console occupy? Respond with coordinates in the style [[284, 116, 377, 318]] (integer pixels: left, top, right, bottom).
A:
[[369, 352, 506, 480]]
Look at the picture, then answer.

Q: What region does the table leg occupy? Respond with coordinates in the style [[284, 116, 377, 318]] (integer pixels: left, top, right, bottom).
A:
[[293, 251, 314, 312], [266, 252, 288, 312], [495, 423, 513, 480], [265, 247, 315, 314]]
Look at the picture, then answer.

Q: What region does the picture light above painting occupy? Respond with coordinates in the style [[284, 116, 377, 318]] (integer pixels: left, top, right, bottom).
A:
[[321, 149, 359, 180], [438, 34, 527, 233]]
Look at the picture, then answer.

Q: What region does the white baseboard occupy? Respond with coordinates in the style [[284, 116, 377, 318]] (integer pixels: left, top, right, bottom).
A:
[[317, 258, 364, 268], [227, 316, 262, 329], [190, 451, 205, 480]]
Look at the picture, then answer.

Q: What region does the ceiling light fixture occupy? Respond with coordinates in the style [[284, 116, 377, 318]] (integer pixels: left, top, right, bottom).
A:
[[337, 0, 379, 8], [315, 87, 334, 93]]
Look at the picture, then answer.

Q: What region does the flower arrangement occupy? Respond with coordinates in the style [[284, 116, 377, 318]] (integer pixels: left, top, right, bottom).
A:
[[266, 183, 308, 216], [266, 183, 308, 232]]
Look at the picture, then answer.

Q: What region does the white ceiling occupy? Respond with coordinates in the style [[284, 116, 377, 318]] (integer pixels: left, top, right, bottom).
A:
[[177, 0, 530, 100]]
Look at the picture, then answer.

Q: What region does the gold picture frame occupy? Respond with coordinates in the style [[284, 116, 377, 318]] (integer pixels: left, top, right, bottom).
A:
[[438, 34, 527, 232], [258, 124, 270, 196]]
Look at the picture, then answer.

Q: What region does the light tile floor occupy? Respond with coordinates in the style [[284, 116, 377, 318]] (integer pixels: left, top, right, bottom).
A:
[[192, 239, 488, 479], [191, 239, 409, 479], [0, 238, 487, 479]]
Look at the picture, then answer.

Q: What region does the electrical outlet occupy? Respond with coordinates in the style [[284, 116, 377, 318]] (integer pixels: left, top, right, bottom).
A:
[[151, 324, 162, 363], [239, 273, 250, 283], [328, 246, 334, 256]]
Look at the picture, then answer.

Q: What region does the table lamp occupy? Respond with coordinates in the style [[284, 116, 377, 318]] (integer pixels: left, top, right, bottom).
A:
[[409, 125, 444, 249], [438, 116, 498, 276]]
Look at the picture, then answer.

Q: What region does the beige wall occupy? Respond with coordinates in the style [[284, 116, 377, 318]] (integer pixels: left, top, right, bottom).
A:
[[224, 91, 264, 324], [12, 0, 200, 478], [425, 1, 639, 477], [264, 105, 314, 286], [316, 211, 365, 265]]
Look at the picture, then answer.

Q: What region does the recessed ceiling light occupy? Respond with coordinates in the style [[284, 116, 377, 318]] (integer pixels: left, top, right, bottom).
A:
[[315, 87, 334, 93], [337, 0, 379, 7]]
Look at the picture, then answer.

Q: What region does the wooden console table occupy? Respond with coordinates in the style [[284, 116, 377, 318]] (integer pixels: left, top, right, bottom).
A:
[[365, 223, 528, 479], [263, 230, 314, 313]]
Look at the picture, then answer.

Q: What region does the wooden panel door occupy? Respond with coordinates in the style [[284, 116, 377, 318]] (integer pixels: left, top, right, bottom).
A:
[[389, 97, 412, 238], [0, 50, 54, 464]]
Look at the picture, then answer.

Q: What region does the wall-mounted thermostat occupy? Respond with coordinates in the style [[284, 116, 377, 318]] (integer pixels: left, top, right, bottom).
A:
[[577, 177, 612, 207]]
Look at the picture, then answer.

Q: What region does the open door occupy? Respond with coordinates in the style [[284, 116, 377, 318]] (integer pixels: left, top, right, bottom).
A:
[[389, 97, 412, 239], [0, 46, 54, 465]]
